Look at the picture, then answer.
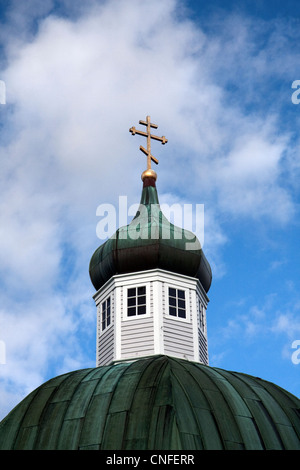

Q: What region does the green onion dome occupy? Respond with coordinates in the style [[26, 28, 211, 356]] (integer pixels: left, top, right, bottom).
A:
[[1, 355, 299, 450], [89, 176, 212, 292]]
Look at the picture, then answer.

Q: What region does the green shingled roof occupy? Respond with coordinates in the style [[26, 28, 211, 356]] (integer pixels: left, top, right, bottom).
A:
[[0, 355, 299, 450]]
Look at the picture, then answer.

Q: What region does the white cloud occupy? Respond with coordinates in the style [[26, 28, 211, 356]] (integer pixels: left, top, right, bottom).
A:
[[211, 291, 300, 372], [271, 312, 300, 339]]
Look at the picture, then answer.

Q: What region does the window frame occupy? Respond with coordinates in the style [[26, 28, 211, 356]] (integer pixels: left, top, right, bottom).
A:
[[100, 297, 111, 332], [166, 286, 189, 321], [124, 284, 149, 320], [198, 299, 205, 333]]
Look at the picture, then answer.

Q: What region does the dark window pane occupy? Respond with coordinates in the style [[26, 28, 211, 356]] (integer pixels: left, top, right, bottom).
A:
[[138, 295, 146, 305], [178, 290, 185, 299], [138, 286, 146, 296], [178, 308, 186, 318], [138, 305, 146, 315], [128, 288, 136, 298], [169, 287, 176, 297], [169, 306, 176, 316], [178, 299, 185, 309], [169, 296, 176, 306], [107, 315, 111, 327], [127, 297, 136, 307], [128, 306, 136, 316]]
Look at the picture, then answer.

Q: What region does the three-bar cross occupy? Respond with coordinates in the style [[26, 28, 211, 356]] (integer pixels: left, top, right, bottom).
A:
[[129, 115, 168, 170]]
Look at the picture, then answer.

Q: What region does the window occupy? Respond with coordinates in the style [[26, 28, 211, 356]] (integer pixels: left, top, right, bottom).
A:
[[168, 288, 186, 318], [127, 286, 146, 316], [101, 297, 111, 331], [199, 301, 205, 332]]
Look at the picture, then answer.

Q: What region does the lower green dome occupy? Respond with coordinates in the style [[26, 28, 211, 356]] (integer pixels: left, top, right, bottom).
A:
[[0, 356, 299, 450]]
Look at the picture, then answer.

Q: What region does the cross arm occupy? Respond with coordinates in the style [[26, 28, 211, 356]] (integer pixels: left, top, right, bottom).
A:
[[140, 146, 159, 164], [129, 126, 168, 144], [150, 134, 168, 145], [139, 119, 158, 129], [129, 127, 147, 138]]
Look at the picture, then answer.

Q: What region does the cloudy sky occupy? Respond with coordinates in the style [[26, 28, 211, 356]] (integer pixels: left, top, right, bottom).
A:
[[0, 0, 300, 419]]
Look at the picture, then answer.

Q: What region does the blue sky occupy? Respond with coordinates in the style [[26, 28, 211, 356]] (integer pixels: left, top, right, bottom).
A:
[[0, 0, 300, 419]]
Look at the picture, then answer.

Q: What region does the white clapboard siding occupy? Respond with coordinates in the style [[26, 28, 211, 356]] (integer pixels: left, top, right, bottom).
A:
[[96, 286, 115, 366], [198, 329, 208, 365], [98, 325, 114, 366], [163, 316, 194, 360], [121, 316, 154, 358]]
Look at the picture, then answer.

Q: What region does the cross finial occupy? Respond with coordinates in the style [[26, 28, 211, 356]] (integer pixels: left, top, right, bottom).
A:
[[129, 115, 168, 181]]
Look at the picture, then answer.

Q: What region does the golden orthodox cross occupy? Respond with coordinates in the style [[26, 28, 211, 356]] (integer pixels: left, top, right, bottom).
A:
[[129, 115, 168, 170]]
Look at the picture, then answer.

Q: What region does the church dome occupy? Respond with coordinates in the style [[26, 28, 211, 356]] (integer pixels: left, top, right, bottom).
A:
[[0, 355, 299, 450], [89, 176, 212, 293]]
